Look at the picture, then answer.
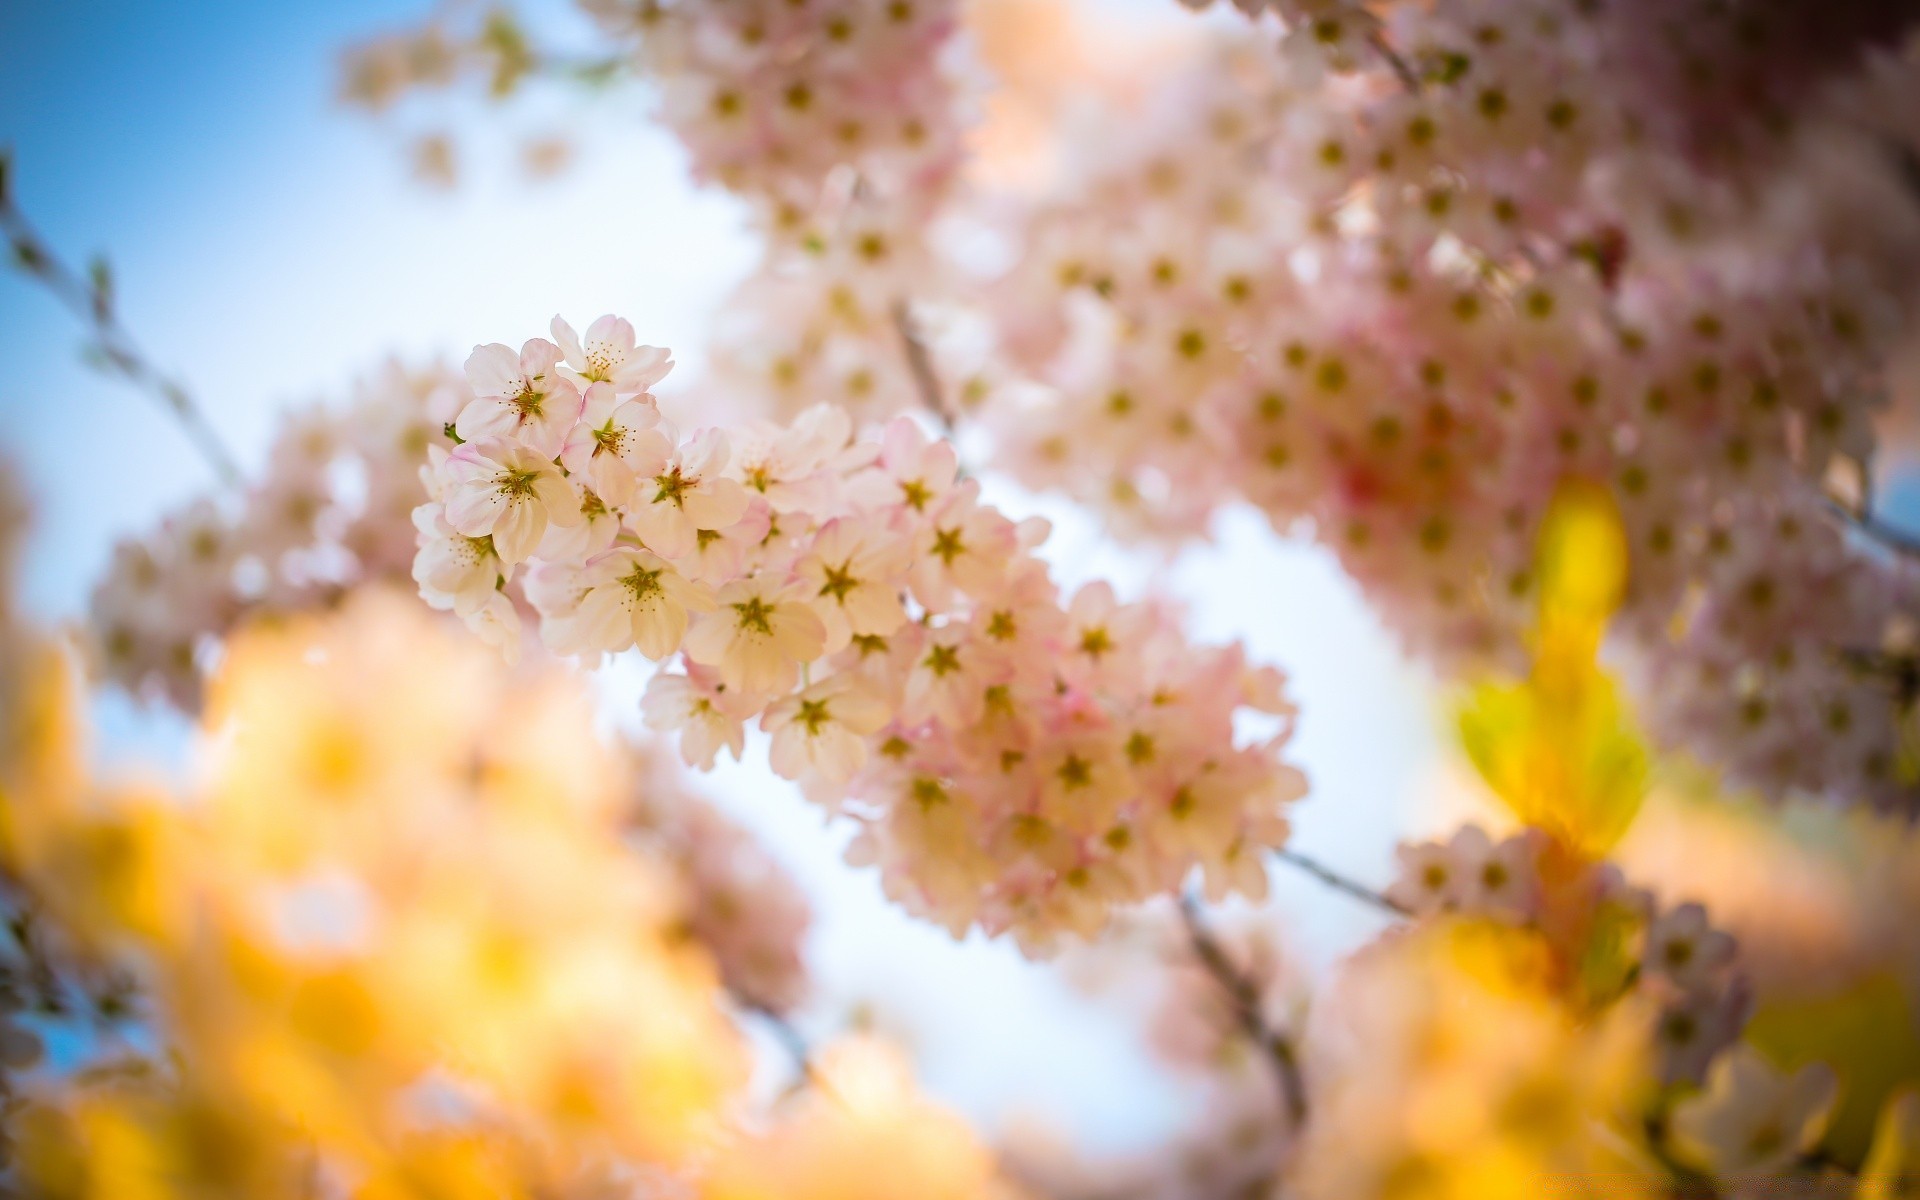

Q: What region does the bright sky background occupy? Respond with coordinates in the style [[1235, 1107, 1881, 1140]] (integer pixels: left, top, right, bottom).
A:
[[1, 0, 1467, 1156]]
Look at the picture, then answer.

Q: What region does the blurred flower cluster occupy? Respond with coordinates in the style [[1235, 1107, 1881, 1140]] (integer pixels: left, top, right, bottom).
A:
[[7, 0, 1920, 1194], [352, 0, 1920, 813]]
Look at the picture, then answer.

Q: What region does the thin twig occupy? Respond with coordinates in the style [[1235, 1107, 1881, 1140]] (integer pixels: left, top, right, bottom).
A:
[[0, 154, 242, 487], [1366, 30, 1421, 93], [890, 299, 956, 434], [1270, 846, 1410, 917], [1177, 892, 1308, 1127], [1827, 496, 1920, 560], [743, 1002, 841, 1104]]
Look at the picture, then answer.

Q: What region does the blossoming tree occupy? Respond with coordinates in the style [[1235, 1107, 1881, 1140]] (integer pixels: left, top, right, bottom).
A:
[[6, 0, 1920, 1196]]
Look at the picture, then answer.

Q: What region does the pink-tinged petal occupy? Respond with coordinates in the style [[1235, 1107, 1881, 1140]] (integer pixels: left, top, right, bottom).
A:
[[579, 381, 620, 425], [560, 425, 599, 480], [769, 604, 827, 661], [620, 427, 675, 477], [585, 313, 633, 350], [767, 726, 809, 781], [683, 478, 749, 530], [680, 428, 730, 476], [612, 395, 661, 432], [454, 395, 520, 443], [881, 416, 925, 470], [445, 485, 508, 536], [534, 474, 583, 525], [576, 586, 636, 653], [733, 635, 793, 694], [549, 315, 585, 366], [473, 592, 524, 664], [632, 597, 688, 659], [662, 573, 718, 612], [681, 611, 733, 668], [411, 502, 448, 537], [617, 344, 674, 393], [519, 337, 563, 378], [832, 687, 891, 734], [587, 455, 636, 508], [844, 586, 908, 635], [921, 438, 960, 489], [491, 499, 545, 564], [633, 504, 695, 559], [809, 727, 867, 784], [464, 343, 522, 397]]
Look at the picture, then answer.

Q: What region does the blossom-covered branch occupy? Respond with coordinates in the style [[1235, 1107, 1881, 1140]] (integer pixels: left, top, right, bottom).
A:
[[416, 317, 1309, 952]]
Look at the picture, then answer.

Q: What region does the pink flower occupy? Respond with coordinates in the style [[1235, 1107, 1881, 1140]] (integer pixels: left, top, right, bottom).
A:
[[856, 416, 959, 516], [410, 502, 504, 615], [538, 546, 715, 660], [907, 481, 1018, 612], [559, 382, 672, 507], [441, 438, 581, 565], [641, 665, 756, 770], [683, 575, 828, 695], [629, 427, 750, 559], [457, 338, 584, 458], [795, 516, 911, 654], [550, 313, 673, 394], [762, 676, 891, 784]]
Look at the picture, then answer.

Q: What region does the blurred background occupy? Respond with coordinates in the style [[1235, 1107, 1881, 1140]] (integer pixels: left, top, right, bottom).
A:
[[1, 0, 1804, 1158]]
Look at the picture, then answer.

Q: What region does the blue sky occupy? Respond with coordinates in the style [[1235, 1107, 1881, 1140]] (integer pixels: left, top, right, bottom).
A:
[[1, 0, 1447, 1153]]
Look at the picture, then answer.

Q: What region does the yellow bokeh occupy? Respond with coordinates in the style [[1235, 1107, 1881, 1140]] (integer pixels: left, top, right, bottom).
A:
[[1459, 481, 1647, 861]]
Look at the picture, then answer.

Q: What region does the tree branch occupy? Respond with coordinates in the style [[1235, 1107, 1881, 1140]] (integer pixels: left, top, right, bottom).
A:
[[1828, 496, 1920, 560], [1366, 30, 1421, 93], [0, 153, 243, 487], [1270, 846, 1410, 917], [891, 299, 956, 434], [742, 1001, 841, 1104], [1177, 892, 1308, 1127]]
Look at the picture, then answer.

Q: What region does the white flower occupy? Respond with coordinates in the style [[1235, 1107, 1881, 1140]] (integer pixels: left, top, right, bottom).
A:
[[728, 404, 854, 513], [457, 338, 584, 458], [762, 676, 891, 784], [1672, 1046, 1838, 1179], [1385, 838, 1461, 915], [551, 314, 673, 394], [533, 484, 623, 563], [683, 575, 828, 694], [1644, 902, 1737, 992], [629, 427, 750, 559], [642, 665, 753, 769], [441, 437, 581, 565], [795, 516, 911, 654], [559, 382, 672, 507], [465, 589, 524, 665], [542, 546, 715, 660], [410, 502, 504, 614]]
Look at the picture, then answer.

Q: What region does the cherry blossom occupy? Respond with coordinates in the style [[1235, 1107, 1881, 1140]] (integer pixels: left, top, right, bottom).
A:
[[441, 436, 581, 564]]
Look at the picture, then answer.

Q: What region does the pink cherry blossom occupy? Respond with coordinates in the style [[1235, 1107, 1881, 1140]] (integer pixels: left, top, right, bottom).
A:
[[441, 437, 581, 565], [457, 338, 583, 458]]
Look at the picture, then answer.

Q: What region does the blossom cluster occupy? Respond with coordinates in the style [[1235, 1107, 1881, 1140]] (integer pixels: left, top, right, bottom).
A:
[[74, 351, 820, 1018], [1386, 824, 1750, 1087], [578, 0, 967, 212], [416, 317, 1307, 952], [0, 589, 1015, 1199], [963, 11, 1920, 811], [88, 360, 461, 709]]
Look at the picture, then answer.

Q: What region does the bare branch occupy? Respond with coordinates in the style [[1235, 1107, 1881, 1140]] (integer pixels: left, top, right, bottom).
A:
[[0, 154, 243, 487], [1177, 892, 1308, 1127], [1270, 846, 1410, 918], [891, 299, 956, 434]]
